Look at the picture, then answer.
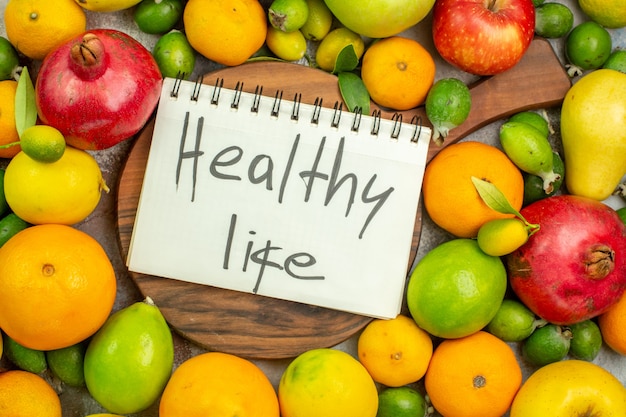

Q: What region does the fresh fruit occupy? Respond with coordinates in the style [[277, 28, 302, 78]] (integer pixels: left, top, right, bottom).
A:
[[422, 141, 524, 238], [269, 0, 309, 32], [0, 224, 116, 351], [534, 2, 574, 38], [432, 0, 536, 75], [361, 37, 435, 111], [486, 298, 544, 342], [357, 314, 433, 387], [425, 331, 522, 417], [568, 319, 602, 361], [508, 195, 626, 325], [279, 348, 378, 417], [4, 146, 109, 225], [618, 206, 626, 224], [299, 0, 332, 41], [73, 0, 142, 12], [0, 80, 21, 158], [3, 333, 47, 374], [477, 218, 533, 257], [4, 0, 86, 61], [0, 213, 30, 247], [377, 386, 428, 417], [424, 77, 471, 144], [315, 27, 364, 73], [407, 239, 507, 339], [36, 30, 163, 150], [523, 151, 564, 205], [85, 298, 174, 414], [578, 0, 626, 29], [510, 360, 626, 416], [599, 291, 626, 355], [159, 351, 279, 417], [560, 69, 626, 200], [19, 124, 66, 163], [134, 0, 184, 34], [323, 0, 435, 38], [522, 323, 571, 366], [47, 341, 87, 387], [0, 330, 3, 360], [153, 30, 196, 79], [509, 110, 551, 137], [0, 370, 62, 417], [603, 50, 626, 73], [0, 36, 20, 81], [499, 120, 561, 193], [0, 169, 8, 217], [266, 26, 308, 61], [184, 0, 267, 66], [565, 21, 612, 72]]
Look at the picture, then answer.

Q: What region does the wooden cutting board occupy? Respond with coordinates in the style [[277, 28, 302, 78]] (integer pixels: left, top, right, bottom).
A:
[[116, 38, 571, 359]]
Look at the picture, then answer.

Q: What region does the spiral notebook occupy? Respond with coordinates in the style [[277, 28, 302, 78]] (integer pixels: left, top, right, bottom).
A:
[[126, 76, 431, 319]]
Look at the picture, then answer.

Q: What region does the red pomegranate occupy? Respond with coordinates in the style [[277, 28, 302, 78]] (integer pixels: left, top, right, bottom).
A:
[[35, 29, 163, 150], [507, 194, 626, 325]]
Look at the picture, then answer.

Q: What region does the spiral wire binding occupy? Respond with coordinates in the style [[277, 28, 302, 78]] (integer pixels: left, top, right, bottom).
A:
[[169, 74, 426, 140]]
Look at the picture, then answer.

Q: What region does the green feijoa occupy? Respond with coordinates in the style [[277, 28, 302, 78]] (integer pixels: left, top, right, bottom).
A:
[[603, 50, 626, 74], [523, 151, 565, 206], [522, 323, 571, 367], [568, 320, 603, 362], [0, 36, 20, 81], [425, 77, 472, 145], [0, 213, 31, 247], [499, 121, 560, 194], [269, 0, 310, 32], [508, 111, 550, 138], [47, 341, 87, 387], [153, 30, 196, 79], [566, 21, 612, 72], [487, 299, 544, 342], [134, 0, 184, 35], [532, 0, 545, 6], [3, 333, 47, 374], [534, 2, 574, 39]]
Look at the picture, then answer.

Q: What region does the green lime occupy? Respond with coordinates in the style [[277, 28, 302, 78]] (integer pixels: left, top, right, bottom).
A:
[[0, 169, 9, 217], [0, 36, 20, 81], [269, 0, 310, 32], [522, 324, 572, 367], [477, 218, 532, 257], [566, 21, 612, 72], [315, 27, 364, 72], [534, 2, 574, 39], [425, 77, 472, 145], [377, 386, 428, 417], [0, 213, 30, 247], [508, 111, 550, 138], [407, 239, 508, 339], [20, 125, 66, 163], [134, 0, 184, 35], [523, 151, 565, 206], [266, 26, 308, 61], [568, 320, 603, 361], [300, 0, 333, 41], [47, 341, 87, 387], [3, 333, 47, 374], [487, 299, 544, 342], [603, 50, 626, 74], [617, 207, 626, 225], [153, 30, 196, 80]]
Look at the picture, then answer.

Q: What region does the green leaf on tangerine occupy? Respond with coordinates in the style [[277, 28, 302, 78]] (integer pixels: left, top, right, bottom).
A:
[[15, 67, 37, 137], [333, 44, 359, 74], [471, 176, 522, 217], [338, 72, 370, 115]]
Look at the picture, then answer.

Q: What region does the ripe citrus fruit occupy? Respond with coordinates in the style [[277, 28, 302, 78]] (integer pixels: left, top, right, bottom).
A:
[[0, 224, 116, 351], [425, 331, 522, 417], [598, 291, 626, 355], [279, 348, 378, 417], [377, 386, 428, 417], [357, 314, 433, 387], [4, 146, 109, 225], [0, 80, 21, 158], [361, 36, 435, 111], [315, 27, 364, 72], [4, 0, 87, 60], [134, 0, 184, 35], [422, 141, 524, 238], [0, 369, 62, 417], [407, 239, 508, 339], [266, 25, 308, 61], [0, 212, 30, 247], [160, 351, 279, 417], [578, 0, 626, 28], [522, 323, 571, 366], [183, 0, 267, 66], [3, 333, 48, 373], [510, 360, 626, 416], [299, 0, 333, 41], [568, 319, 603, 361], [19, 124, 66, 163], [74, 0, 143, 12], [46, 341, 87, 387], [477, 217, 532, 257]]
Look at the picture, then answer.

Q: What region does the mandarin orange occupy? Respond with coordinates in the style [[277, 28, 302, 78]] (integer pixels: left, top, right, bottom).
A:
[[0, 370, 62, 417]]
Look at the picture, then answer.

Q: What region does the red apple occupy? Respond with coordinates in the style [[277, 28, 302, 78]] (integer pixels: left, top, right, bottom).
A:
[[432, 0, 535, 76]]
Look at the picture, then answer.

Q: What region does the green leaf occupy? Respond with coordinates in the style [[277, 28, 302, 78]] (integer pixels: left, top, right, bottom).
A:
[[15, 67, 37, 137], [338, 72, 370, 115], [471, 176, 522, 217], [333, 44, 359, 74]]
